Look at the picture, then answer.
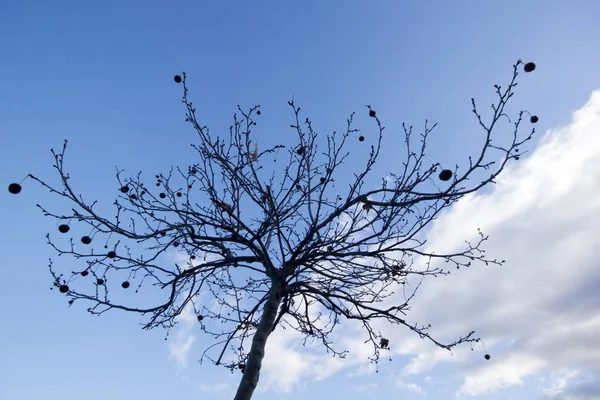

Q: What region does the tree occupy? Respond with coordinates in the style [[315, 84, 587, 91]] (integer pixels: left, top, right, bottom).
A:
[[9, 60, 537, 400]]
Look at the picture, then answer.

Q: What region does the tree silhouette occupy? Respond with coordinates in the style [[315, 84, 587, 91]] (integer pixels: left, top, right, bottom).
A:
[[9, 60, 536, 400]]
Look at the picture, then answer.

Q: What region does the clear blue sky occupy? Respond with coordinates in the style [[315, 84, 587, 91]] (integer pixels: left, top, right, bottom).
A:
[[2, 2, 600, 400]]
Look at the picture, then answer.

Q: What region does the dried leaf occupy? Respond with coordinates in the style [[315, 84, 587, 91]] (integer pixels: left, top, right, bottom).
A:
[[251, 143, 259, 162], [214, 200, 232, 212]]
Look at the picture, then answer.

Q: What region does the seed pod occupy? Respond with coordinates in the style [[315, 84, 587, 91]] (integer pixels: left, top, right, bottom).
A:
[[439, 169, 453, 181], [523, 62, 536, 72], [8, 183, 22, 194]]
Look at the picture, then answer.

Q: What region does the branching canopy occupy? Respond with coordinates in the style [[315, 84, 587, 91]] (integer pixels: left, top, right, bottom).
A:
[[19, 61, 535, 390]]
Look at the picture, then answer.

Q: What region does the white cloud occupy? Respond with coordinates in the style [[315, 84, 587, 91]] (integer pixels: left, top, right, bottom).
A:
[[169, 334, 196, 369], [395, 378, 425, 394], [458, 353, 546, 396], [542, 369, 581, 398], [541, 369, 600, 400], [168, 302, 198, 369], [258, 324, 347, 393], [354, 382, 379, 392], [397, 89, 600, 397], [198, 382, 231, 393]]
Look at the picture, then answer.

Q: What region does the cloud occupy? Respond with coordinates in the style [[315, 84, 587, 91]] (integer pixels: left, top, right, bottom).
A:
[[169, 334, 196, 369], [168, 303, 198, 369], [458, 353, 546, 396], [541, 369, 600, 400], [355, 382, 379, 392], [198, 382, 231, 393], [257, 321, 348, 393], [395, 378, 425, 394], [396, 89, 600, 397]]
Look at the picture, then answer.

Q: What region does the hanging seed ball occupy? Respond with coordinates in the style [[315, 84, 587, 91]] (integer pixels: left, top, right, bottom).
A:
[[8, 183, 22, 194], [197, 315, 204, 321], [173, 241, 180, 247], [191, 255, 196, 260], [156, 183, 160, 186], [97, 278, 104, 285], [161, 231, 167, 236], [107, 251, 117, 259], [296, 147, 305, 155], [523, 62, 536, 73], [320, 177, 326, 184], [484, 354, 491, 360], [359, 135, 365, 142], [59, 285, 69, 293], [140, 190, 146, 195], [369, 110, 376, 117], [191, 168, 197, 175], [121, 281, 130, 289], [439, 169, 453, 181], [58, 224, 70, 233], [81, 270, 89, 277], [176, 192, 182, 197], [256, 110, 261, 115], [159, 193, 166, 198], [81, 236, 92, 244], [515, 156, 520, 160], [530, 115, 539, 123], [120, 186, 129, 193], [174, 75, 182, 83]]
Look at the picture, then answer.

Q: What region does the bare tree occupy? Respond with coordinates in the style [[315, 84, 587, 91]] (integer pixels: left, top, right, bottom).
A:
[[9, 60, 537, 400]]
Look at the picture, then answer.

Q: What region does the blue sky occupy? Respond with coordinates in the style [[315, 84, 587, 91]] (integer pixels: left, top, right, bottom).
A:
[[2, 1, 600, 400]]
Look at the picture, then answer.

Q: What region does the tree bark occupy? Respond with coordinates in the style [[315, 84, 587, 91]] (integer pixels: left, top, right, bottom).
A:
[[233, 279, 282, 400]]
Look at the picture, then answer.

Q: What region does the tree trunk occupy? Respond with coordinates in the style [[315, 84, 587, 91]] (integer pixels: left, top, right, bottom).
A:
[[233, 279, 282, 400]]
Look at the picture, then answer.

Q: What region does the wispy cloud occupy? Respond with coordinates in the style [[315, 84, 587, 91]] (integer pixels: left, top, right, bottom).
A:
[[541, 369, 600, 400], [168, 303, 198, 369], [355, 382, 379, 392], [395, 378, 425, 394]]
